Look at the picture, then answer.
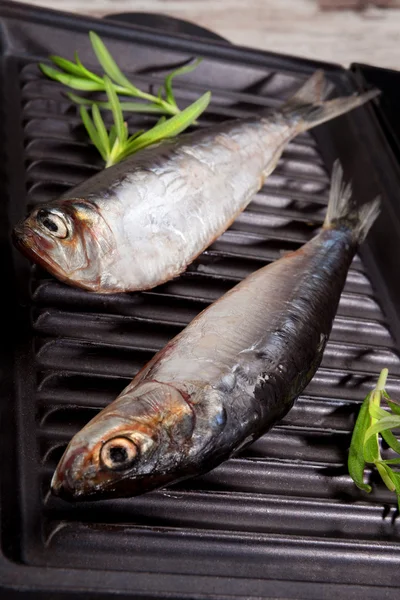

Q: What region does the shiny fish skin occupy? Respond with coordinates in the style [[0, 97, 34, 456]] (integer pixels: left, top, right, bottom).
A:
[[51, 162, 380, 501], [13, 71, 379, 293]]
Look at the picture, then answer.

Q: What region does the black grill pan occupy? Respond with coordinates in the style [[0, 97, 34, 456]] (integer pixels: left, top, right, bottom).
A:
[[1, 2, 400, 598]]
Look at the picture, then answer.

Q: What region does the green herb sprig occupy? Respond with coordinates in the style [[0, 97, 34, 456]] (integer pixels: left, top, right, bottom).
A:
[[348, 368, 400, 510], [39, 32, 211, 167], [40, 31, 203, 117], [82, 77, 210, 167]]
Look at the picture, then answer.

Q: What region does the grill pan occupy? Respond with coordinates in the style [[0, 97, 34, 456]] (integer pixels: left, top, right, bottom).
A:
[[1, 2, 400, 598]]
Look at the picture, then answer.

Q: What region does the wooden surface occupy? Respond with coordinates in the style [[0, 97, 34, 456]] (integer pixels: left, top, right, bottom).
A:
[[11, 0, 400, 70]]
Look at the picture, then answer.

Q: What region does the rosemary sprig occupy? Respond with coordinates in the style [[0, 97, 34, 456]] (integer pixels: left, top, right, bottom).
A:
[[40, 31, 203, 116], [39, 32, 211, 167], [80, 76, 210, 168], [348, 368, 400, 510]]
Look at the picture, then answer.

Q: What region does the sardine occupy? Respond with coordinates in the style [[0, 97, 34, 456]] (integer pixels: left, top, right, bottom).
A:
[[13, 71, 378, 293], [51, 161, 380, 500]]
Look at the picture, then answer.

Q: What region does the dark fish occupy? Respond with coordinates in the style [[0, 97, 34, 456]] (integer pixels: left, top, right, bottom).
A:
[[51, 161, 380, 501], [13, 71, 378, 293]]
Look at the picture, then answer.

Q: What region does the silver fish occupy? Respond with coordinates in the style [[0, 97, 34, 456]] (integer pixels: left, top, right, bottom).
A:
[[13, 71, 378, 293], [51, 161, 380, 500]]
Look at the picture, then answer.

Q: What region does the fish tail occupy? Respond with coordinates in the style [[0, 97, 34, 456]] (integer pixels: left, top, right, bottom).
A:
[[323, 160, 380, 243], [282, 70, 380, 133]]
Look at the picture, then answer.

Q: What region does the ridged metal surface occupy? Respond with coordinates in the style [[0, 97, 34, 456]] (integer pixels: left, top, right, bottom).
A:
[[4, 26, 400, 595]]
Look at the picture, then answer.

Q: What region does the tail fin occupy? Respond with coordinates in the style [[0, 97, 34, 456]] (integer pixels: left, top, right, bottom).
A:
[[323, 160, 380, 244], [282, 70, 380, 133]]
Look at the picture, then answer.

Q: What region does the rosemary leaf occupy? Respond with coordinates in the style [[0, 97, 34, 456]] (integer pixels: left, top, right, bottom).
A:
[[80, 106, 107, 162], [92, 104, 110, 157], [40, 64, 105, 91], [104, 76, 127, 145], [89, 31, 140, 94], [50, 56, 85, 77], [164, 58, 203, 107]]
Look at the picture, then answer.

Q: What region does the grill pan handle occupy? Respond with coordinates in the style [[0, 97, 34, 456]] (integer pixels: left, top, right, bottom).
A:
[[103, 12, 231, 43]]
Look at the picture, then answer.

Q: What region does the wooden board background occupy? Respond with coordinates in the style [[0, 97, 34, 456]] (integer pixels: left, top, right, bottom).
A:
[[11, 0, 400, 70]]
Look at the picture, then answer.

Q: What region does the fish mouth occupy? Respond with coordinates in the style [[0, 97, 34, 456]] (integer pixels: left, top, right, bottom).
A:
[[13, 221, 106, 293], [12, 222, 69, 281], [51, 470, 169, 502], [50, 444, 88, 499], [52, 476, 160, 502], [51, 444, 179, 502], [50, 444, 109, 502]]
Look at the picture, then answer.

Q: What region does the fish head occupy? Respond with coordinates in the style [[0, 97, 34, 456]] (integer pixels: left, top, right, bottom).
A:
[[51, 381, 196, 501], [12, 200, 115, 291]]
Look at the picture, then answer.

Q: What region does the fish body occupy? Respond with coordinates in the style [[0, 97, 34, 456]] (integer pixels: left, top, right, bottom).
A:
[[51, 162, 380, 500], [13, 72, 378, 293]]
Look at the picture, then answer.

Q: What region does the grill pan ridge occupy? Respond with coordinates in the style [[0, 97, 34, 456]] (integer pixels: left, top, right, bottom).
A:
[[1, 2, 400, 598]]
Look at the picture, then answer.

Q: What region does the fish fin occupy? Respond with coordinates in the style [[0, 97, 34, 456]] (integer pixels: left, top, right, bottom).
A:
[[282, 70, 380, 133], [323, 160, 380, 243], [286, 70, 327, 106]]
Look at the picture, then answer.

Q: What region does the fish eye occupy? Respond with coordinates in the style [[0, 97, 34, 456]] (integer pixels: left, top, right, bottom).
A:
[[100, 437, 139, 471], [37, 209, 69, 239]]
